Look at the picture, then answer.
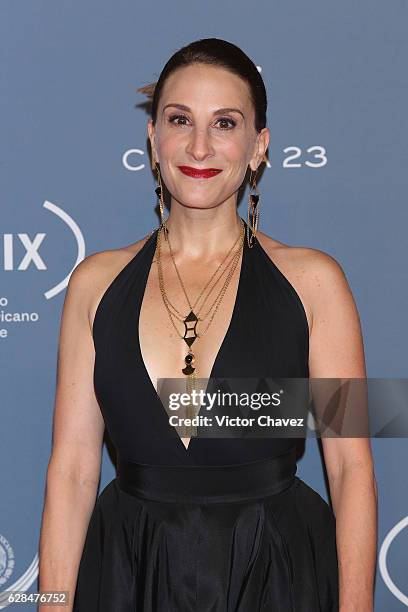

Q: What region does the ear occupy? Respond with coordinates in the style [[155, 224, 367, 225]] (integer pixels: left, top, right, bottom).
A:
[[248, 127, 270, 172], [147, 118, 158, 165]]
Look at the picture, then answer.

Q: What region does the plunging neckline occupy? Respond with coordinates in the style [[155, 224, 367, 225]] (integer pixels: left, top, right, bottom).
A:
[[136, 220, 248, 453]]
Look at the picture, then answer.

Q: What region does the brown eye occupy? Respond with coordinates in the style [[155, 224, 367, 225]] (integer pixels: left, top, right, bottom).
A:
[[216, 117, 236, 130], [168, 114, 189, 125]]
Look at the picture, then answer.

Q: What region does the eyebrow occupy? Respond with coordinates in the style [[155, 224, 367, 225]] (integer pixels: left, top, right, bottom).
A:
[[162, 103, 245, 120]]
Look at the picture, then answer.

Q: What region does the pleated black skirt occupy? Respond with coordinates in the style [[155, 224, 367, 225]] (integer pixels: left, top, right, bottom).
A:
[[73, 449, 339, 611]]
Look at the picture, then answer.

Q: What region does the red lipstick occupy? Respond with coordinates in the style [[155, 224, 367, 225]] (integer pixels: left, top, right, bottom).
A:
[[178, 166, 223, 179]]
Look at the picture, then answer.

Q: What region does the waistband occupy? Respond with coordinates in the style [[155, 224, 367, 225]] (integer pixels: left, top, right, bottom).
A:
[[116, 448, 297, 504]]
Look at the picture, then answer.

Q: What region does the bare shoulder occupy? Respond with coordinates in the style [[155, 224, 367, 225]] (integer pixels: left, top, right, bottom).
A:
[[67, 233, 151, 335], [255, 229, 353, 334]]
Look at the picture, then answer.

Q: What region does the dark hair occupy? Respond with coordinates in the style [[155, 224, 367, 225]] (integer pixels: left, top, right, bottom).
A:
[[138, 38, 267, 133]]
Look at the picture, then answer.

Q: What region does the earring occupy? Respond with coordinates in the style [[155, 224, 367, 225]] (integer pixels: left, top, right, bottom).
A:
[[247, 168, 260, 248], [154, 161, 169, 240]]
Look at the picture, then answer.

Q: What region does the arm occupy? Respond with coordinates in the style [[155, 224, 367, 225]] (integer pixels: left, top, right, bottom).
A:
[[38, 256, 105, 611], [307, 251, 378, 612]]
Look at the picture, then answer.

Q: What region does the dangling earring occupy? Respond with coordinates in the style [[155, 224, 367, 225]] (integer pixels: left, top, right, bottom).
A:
[[154, 161, 169, 240], [247, 168, 260, 248]]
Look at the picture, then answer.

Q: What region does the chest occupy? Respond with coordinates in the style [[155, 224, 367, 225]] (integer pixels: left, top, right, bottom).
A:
[[138, 251, 244, 389]]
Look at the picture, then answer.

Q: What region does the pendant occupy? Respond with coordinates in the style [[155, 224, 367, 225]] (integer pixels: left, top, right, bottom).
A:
[[183, 310, 198, 347], [182, 349, 195, 375], [182, 310, 198, 376]]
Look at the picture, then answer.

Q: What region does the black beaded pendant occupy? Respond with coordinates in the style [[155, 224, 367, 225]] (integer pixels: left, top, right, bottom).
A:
[[182, 351, 195, 376]]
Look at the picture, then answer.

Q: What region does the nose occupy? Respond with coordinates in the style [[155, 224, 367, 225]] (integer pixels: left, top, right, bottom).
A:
[[185, 127, 214, 162]]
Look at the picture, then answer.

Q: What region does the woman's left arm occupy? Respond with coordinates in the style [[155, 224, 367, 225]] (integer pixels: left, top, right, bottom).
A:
[[306, 250, 378, 612]]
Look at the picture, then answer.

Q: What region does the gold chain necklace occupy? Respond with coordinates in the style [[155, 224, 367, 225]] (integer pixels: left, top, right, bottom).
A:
[[155, 219, 245, 387], [159, 221, 244, 324]]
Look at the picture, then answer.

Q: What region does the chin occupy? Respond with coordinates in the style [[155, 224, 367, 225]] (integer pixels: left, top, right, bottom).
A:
[[173, 190, 219, 209], [180, 200, 218, 210]]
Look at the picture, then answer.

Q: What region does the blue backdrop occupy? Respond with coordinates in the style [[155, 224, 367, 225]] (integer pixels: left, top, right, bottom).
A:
[[1, 0, 407, 609]]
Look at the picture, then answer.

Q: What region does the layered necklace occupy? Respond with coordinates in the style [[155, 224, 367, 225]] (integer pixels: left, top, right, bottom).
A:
[[155, 218, 245, 396]]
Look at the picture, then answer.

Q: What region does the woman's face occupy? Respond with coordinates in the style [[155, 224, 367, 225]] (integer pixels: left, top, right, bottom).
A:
[[147, 63, 269, 210]]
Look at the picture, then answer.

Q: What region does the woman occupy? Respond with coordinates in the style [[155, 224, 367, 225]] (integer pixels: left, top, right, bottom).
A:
[[39, 38, 377, 611]]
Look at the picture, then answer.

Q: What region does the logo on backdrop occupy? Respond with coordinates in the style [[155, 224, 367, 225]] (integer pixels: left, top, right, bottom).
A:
[[0, 201, 85, 340], [0, 534, 15, 586], [122, 147, 327, 173], [379, 515, 408, 607], [0, 534, 38, 608]]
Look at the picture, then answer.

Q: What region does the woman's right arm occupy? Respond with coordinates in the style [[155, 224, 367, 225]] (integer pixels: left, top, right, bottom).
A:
[[38, 255, 106, 610]]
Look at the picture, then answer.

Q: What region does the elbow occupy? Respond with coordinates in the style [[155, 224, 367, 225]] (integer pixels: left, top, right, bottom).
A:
[[46, 453, 101, 492]]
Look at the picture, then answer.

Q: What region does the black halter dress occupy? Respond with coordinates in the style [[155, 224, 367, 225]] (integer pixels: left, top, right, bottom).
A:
[[73, 218, 339, 611]]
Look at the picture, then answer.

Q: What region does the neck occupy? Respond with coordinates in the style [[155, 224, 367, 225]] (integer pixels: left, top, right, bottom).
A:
[[163, 201, 243, 259]]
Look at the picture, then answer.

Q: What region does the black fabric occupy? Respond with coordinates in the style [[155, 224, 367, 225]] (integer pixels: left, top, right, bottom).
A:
[[116, 448, 297, 504], [73, 218, 339, 610]]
